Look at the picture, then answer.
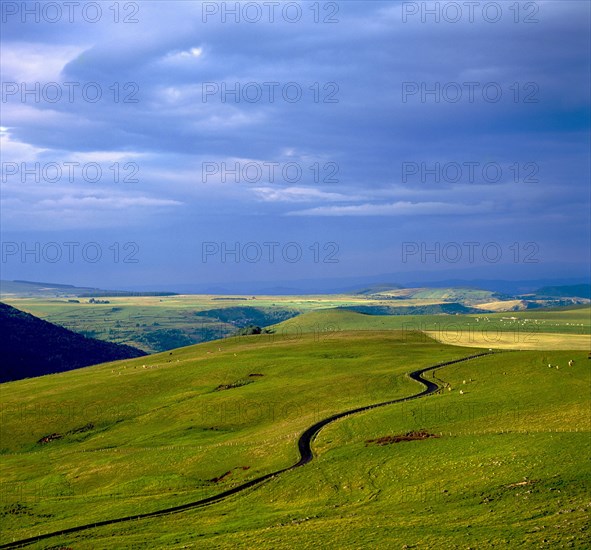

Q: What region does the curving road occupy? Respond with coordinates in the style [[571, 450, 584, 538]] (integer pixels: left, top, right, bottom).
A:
[[0, 351, 492, 549]]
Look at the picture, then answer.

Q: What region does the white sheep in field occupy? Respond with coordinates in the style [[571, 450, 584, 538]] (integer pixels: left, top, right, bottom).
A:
[[459, 390, 464, 395], [463, 380, 466, 384], [568, 360, 574, 367]]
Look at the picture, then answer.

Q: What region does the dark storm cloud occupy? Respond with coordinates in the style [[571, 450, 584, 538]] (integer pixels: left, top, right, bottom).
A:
[[1, 0, 589, 284]]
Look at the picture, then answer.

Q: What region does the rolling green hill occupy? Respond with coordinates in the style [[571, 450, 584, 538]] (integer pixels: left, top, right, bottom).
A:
[[273, 306, 591, 341], [0, 323, 588, 548], [5, 291, 586, 354], [0, 295, 367, 353], [354, 286, 499, 304], [339, 302, 483, 315]]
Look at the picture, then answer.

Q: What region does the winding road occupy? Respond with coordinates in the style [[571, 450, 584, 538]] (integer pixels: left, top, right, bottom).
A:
[[1, 351, 492, 549]]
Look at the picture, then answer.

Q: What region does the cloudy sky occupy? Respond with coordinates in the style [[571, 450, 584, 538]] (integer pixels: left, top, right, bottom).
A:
[[1, 1, 589, 290]]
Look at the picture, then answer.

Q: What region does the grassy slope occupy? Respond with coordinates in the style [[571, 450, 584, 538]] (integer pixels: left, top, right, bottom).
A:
[[0, 303, 146, 382], [1, 330, 471, 543], [0, 292, 495, 353], [274, 306, 591, 345], [0, 295, 374, 352], [2, 343, 587, 549], [1, 310, 589, 548], [427, 330, 590, 350]]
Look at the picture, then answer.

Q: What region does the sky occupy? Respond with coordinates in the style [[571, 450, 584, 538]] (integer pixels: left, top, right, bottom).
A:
[[1, 0, 590, 291]]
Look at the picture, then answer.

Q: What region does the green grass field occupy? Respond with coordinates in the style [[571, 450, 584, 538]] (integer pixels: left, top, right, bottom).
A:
[[0, 295, 374, 353], [3, 295, 588, 355], [1, 313, 589, 548], [282, 305, 590, 350], [3, 295, 587, 356]]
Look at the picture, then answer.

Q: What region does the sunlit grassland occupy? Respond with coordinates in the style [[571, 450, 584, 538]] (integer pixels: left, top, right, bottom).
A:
[[0, 295, 387, 352], [427, 330, 590, 350], [0, 292, 491, 353], [4, 296, 587, 355], [274, 306, 591, 343], [1, 330, 473, 544], [1, 305, 589, 548], [4, 345, 587, 549]]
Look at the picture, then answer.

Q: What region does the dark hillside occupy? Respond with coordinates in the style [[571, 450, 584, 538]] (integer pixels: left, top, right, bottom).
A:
[[0, 302, 146, 383]]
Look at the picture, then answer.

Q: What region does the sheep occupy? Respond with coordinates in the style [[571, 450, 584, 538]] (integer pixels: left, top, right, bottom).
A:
[[448, 386, 452, 392], [568, 360, 574, 367], [463, 380, 466, 384], [459, 390, 464, 395], [548, 364, 552, 368]]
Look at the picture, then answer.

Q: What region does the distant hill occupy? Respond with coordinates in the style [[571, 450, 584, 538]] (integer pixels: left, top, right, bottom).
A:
[[0, 280, 177, 298], [0, 280, 102, 298], [354, 283, 406, 295], [79, 291, 178, 297], [532, 284, 591, 299], [197, 306, 299, 327], [12, 280, 78, 288], [354, 286, 499, 305], [0, 302, 146, 383], [339, 303, 485, 316]]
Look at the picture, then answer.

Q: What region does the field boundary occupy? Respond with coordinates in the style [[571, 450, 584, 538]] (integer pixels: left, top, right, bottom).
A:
[[0, 352, 493, 549]]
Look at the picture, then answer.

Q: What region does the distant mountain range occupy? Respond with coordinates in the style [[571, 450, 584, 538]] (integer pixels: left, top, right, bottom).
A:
[[1, 278, 589, 299], [529, 284, 591, 299], [0, 302, 146, 383], [113, 274, 591, 296]]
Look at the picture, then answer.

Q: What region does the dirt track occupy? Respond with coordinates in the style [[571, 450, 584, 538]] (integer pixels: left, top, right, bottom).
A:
[[0, 351, 493, 549]]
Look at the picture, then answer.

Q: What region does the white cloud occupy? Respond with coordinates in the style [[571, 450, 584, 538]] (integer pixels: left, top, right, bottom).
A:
[[1, 43, 86, 82], [163, 46, 204, 63], [0, 128, 48, 161], [1, 191, 183, 230], [287, 201, 493, 216], [35, 195, 181, 209], [67, 150, 145, 164], [252, 186, 360, 203], [0, 128, 145, 183], [1, 103, 83, 138]]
